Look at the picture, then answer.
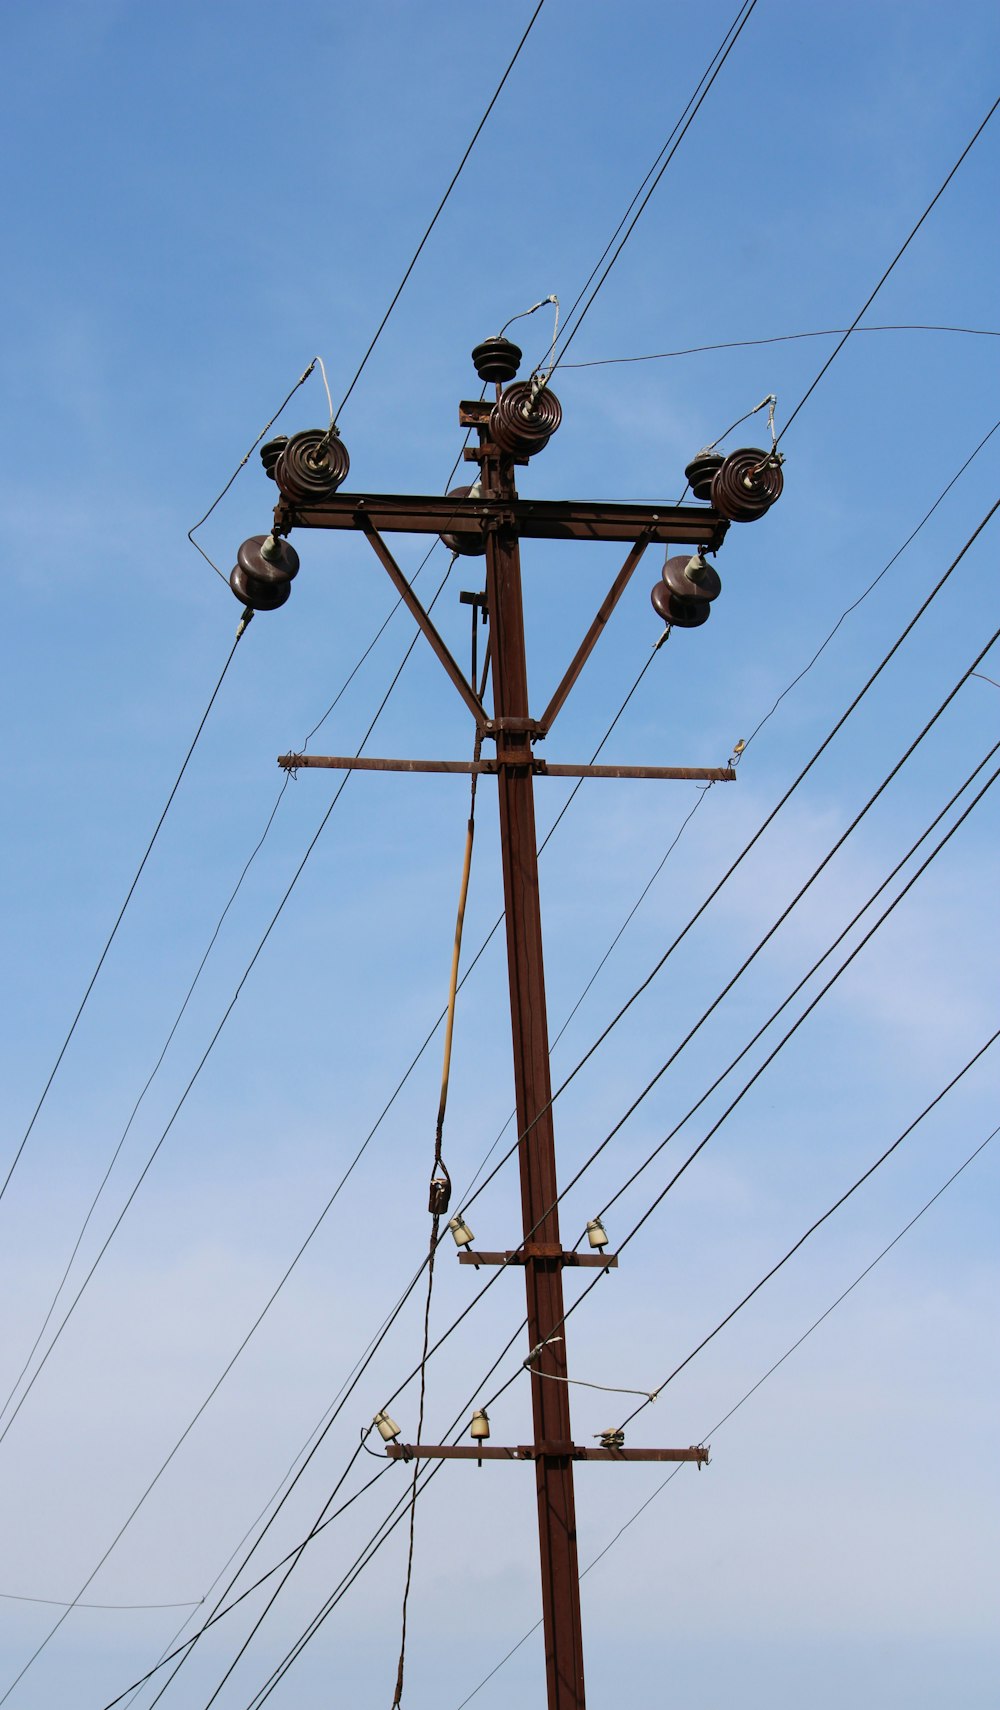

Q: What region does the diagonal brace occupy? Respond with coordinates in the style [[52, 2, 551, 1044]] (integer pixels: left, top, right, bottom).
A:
[[361, 523, 487, 725], [539, 534, 652, 734]]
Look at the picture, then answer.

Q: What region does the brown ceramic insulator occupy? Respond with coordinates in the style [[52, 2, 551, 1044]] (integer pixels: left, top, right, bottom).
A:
[[650, 579, 711, 629], [683, 450, 724, 502], [439, 486, 487, 557], [230, 563, 292, 611], [229, 534, 300, 611], [260, 436, 288, 481], [710, 447, 784, 522], [275, 429, 351, 504], [489, 382, 563, 458], [472, 336, 523, 384], [660, 552, 722, 605]]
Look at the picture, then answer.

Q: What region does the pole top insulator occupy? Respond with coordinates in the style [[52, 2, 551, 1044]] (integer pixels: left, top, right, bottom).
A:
[[472, 336, 522, 384]]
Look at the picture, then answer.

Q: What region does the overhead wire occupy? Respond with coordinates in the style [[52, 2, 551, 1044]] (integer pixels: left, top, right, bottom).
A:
[[1, 626, 247, 1212], [774, 93, 1000, 449], [614, 1026, 1000, 1431], [331, 0, 547, 423], [529, 0, 760, 382], [451, 1120, 1000, 1710], [136, 471, 998, 1710], [0, 553, 461, 1708], [557, 323, 1000, 368]]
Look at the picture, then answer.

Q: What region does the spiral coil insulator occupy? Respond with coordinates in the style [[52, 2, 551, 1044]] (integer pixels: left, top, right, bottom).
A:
[[472, 336, 523, 385], [710, 447, 783, 523], [274, 429, 351, 505], [650, 553, 721, 630], [439, 486, 487, 558], [260, 436, 288, 481], [229, 534, 300, 612], [488, 382, 562, 459], [684, 449, 724, 502]]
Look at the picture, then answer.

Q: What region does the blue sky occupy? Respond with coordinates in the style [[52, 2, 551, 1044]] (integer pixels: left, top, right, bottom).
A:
[[2, 3, 999, 1707]]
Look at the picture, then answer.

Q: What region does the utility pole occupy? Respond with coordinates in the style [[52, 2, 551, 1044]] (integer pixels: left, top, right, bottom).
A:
[[233, 333, 781, 1710]]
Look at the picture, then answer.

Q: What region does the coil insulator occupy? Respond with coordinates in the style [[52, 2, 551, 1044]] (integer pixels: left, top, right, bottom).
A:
[[684, 449, 724, 502], [710, 447, 783, 523], [439, 486, 487, 557], [229, 533, 300, 612], [472, 336, 522, 385], [488, 382, 562, 459], [260, 436, 288, 481], [650, 554, 720, 631], [275, 429, 351, 505]]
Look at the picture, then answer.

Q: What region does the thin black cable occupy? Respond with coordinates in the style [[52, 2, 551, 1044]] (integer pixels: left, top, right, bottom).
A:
[[557, 323, 1000, 368], [187, 361, 318, 583], [542, 0, 760, 380], [775, 94, 1000, 447], [459, 494, 1000, 1203], [595, 732, 1000, 1224], [1, 627, 246, 1211], [381, 707, 1000, 1440], [0, 559, 458, 1709], [520, 759, 1000, 1406], [534, 0, 757, 381], [740, 414, 1000, 754], [231, 741, 1000, 1699], [333, 0, 547, 422], [452, 1121, 1000, 1710], [616, 1026, 1000, 1432]]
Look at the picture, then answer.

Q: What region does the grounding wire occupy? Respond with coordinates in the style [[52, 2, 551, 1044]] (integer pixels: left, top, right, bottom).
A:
[[1, 628, 246, 1211], [451, 1119, 1000, 1710], [331, 0, 547, 423], [0, 555, 460, 1707]]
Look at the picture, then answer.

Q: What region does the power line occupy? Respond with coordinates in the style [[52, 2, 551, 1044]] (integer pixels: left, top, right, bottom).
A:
[[776, 93, 1000, 447], [332, 0, 547, 422], [616, 1027, 1000, 1431], [541, 0, 760, 381], [0, 557, 459, 1708], [451, 1120, 1000, 1710], [557, 323, 1000, 368], [1, 626, 247, 1212]]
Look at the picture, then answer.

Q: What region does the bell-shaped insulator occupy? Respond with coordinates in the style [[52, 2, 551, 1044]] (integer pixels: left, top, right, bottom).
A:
[[274, 429, 351, 505], [650, 552, 721, 630], [710, 447, 783, 522], [489, 381, 562, 458], [439, 485, 487, 557], [448, 1215, 474, 1248], [260, 436, 288, 481], [428, 1174, 451, 1215], [472, 336, 522, 385], [374, 1410, 402, 1443], [229, 533, 300, 612], [586, 1218, 609, 1250], [470, 1408, 490, 1442], [684, 449, 724, 502]]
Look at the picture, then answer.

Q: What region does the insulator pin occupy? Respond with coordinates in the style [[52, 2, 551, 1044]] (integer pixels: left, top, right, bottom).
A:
[[710, 447, 783, 522]]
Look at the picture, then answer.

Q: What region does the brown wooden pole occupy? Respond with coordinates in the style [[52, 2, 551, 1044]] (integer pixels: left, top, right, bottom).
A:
[[481, 438, 587, 1710]]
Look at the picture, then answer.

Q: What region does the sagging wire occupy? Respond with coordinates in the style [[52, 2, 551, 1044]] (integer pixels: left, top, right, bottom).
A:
[[187, 358, 323, 583], [389, 617, 491, 1710], [555, 323, 1000, 369], [523, 1336, 655, 1403]]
